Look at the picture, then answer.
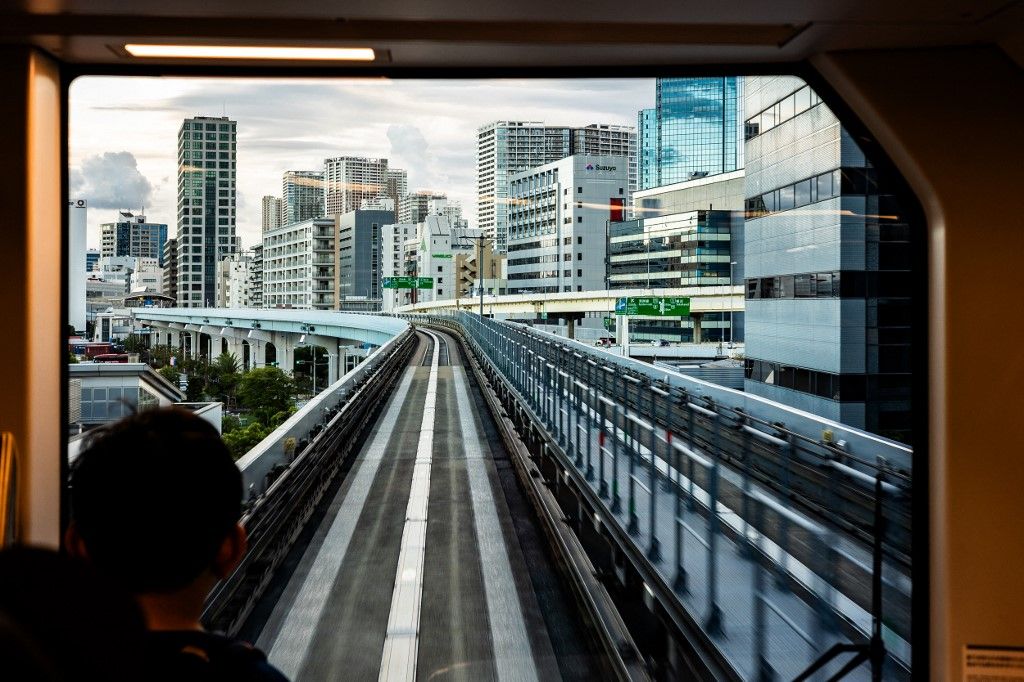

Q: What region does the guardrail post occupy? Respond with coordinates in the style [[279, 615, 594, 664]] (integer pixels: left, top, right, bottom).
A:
[[627, 414, 640, 536], [598, 400, 609, 498], [752, 496, 777, 681], [647, 388, 661, 562], [585, 365, 595, 482], [673, 440, 687, 593], [705, 426, 724, 637], [573, 379, 583, 468], [611, 402, 622, 513]]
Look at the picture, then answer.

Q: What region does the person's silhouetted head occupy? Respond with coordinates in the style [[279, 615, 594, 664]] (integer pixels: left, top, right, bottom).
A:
[[67, 407, 244, 595]]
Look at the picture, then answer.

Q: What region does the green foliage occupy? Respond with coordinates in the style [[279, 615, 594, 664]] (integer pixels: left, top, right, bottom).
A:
[[222, 421, 273, 460], [206, 353, 242, 405], [238, 367, 295, 415], [185, 375, 206, 402], [157, 365, 179, 384], [123, 333, 147, 353], [213, 352, 240, 375], [68, 351, 79, 364], [221, 413, 242, 434]]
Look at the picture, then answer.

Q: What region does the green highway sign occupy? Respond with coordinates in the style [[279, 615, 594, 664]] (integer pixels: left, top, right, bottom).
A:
[[615, 296, 691, 317], [382, 276, 435, 289]]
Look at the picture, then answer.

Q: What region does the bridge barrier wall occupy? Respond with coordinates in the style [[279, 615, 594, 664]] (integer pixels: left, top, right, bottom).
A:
[[236, 322, 411, 496]]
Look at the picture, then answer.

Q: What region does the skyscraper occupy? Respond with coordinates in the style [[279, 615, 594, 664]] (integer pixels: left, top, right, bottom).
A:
[[323, 157, 388, 215], [742, 76, 912, 443], [655, 77, 743, 186], [637, 108, 657, 190], [176, 115, 237, 308], [477, 121, 636, 253], [281, 170, 323, 224], [261, 195, 282, 233], [100, 211, 168, 265]]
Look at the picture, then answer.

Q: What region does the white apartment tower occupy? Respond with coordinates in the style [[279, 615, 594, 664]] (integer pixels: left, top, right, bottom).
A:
[[176, 116, 238, 307], [261, 195, 282, 233], [323, 156, 389, 215]]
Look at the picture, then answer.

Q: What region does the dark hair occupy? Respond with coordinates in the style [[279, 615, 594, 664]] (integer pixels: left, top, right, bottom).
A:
[[69, 407, 243, 593]]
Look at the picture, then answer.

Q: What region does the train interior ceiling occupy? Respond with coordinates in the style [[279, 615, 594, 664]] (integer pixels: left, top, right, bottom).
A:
[[1, 0, 1021, 680]]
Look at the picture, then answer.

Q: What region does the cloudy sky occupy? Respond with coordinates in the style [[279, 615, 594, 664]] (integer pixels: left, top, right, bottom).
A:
[[70, 76, 654, 250]]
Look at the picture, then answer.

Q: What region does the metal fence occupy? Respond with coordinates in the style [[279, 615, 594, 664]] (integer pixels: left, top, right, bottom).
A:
[[422, 311, 912, 679]]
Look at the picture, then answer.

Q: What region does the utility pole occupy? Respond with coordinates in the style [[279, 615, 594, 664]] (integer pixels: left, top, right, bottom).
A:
[[478, 233, 485, 319]]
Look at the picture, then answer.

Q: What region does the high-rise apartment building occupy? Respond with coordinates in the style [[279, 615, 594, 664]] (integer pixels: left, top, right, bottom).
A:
[[262, 217, 332, 309], [161, 238, 178, 303], [742, 76, 912, 443], [281, 170, 323, 224], [100, 211, 168, 266], [506, 155, 628, 294], [176, 116, 238, 307], [323, 157, 388, 216], [384, 169, 408, 209], [398, 191, 447, 224], [477, 121, 636, 254], [261, 195, 282, 232], [248, 244, 263, 308]]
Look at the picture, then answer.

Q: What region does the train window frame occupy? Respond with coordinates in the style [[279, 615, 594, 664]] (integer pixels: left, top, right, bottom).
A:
[[59, 59, 931, 677]]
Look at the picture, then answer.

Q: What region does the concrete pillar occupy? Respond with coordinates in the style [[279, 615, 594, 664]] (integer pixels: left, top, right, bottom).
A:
[[691, 312, 704, 344], [250, 340, 265, 369], [275, 332, 295, 374]]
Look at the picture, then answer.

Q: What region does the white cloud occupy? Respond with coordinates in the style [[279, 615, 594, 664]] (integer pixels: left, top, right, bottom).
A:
[[69, 151, 154, 209]]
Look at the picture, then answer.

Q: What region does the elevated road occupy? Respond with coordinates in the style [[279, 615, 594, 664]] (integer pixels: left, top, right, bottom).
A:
[[396, 285, 744, 317]]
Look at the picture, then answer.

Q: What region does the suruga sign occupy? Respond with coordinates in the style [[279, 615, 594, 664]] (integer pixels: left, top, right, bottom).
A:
[[584, 163, 618, 172]]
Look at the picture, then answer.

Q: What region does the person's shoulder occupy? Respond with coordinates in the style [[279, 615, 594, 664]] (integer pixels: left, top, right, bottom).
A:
[[144, 630, 289, 682]]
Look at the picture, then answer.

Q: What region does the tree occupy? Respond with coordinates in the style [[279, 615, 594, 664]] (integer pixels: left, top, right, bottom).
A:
[[158, 365, 179, 384], [237, 367, 295, 415], [222, 421, 272, 460], [207, 352, 242, 405], [222, 413, 242, 434], [68, 351, 79, 364], [123, 333, 147, 353]]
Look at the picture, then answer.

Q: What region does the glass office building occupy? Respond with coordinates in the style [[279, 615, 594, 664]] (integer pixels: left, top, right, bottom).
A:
[[656, 77, 743, 186], [637, 108, 657, 191]]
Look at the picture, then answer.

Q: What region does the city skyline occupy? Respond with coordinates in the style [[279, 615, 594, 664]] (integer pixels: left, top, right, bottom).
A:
[[70, 77, 651, 250]]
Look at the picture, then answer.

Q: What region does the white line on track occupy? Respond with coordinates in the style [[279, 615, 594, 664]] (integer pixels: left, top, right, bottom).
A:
[[453, 364, 540, 682], [378, 331, 441, 682], [267, 367, 417, 679]]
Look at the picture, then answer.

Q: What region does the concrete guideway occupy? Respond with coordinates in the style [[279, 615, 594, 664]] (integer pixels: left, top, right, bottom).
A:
[[396, 285, 744, 317], [254, 330, 571, 681]]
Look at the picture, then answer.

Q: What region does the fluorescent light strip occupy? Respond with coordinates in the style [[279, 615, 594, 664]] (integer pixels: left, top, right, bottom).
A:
[[123, 44, 375, 61]]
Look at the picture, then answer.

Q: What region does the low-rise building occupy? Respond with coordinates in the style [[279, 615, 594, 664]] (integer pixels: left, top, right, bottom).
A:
[[216, 250, 253, 308]]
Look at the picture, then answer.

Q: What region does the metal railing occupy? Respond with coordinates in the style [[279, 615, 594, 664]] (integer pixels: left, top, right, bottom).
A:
[[417, 311, 912, 679]]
